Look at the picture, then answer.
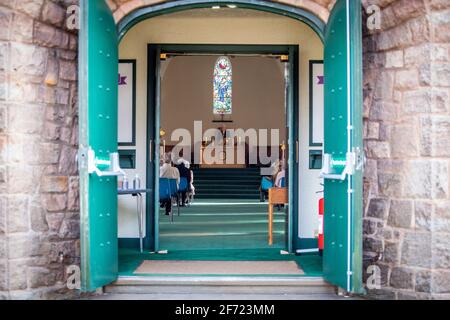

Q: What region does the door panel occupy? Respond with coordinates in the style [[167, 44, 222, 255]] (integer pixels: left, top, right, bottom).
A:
[[322, 0, 363, 293], [146, 44, 161, 251], [79, 0, 119, 291]]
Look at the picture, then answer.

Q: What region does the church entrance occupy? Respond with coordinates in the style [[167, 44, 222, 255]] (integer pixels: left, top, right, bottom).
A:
[[156, 46, 292, 252], [79, 0, 364, 295]]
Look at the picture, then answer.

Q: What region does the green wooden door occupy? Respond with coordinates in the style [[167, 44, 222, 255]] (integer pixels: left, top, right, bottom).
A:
[[322, 0, 363, 293], [79, 0, 120, 291]]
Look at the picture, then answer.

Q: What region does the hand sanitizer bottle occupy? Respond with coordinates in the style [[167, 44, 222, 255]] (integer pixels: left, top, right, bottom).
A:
[[133, 174, 141, 190], [123, 175, 129, 190]]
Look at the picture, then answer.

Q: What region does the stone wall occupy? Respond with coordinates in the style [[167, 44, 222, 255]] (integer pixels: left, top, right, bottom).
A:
[[362, 0, 450, 299], [0, 0, 448, 300], [0, 0, 80, 299]]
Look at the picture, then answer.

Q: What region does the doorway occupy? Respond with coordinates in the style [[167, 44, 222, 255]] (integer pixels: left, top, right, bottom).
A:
[[79, 0, 363, 294], [151, 44, 297, 253]]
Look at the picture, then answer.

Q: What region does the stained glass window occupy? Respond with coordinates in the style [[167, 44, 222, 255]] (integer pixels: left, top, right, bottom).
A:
[[213, 56, 232, 115]]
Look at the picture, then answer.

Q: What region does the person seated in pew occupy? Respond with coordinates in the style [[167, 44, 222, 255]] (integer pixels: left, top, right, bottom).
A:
[[274, 164, 286, 188], [274, 164, 286, 211], [160, 157, 180, 215], [175, 160, 191, 207]]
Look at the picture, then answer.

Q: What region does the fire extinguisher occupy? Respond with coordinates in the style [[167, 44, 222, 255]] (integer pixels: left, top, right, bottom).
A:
[[318, 197, 324, 256]]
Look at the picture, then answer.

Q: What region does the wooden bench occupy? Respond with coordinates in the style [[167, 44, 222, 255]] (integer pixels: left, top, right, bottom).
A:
[[268, 187, 288, 245]]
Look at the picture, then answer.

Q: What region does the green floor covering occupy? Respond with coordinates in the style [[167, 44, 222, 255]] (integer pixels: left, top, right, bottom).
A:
[[159, 199, 286, 250], [119, 199, 322, 277]]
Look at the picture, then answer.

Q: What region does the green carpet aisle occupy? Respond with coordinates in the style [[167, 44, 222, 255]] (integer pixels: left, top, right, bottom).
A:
[[118, 199, 323, 277], [159, 199, 285, 250]]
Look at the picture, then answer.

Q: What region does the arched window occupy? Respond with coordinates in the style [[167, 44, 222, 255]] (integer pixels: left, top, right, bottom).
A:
[[213, 56, 232, 115]]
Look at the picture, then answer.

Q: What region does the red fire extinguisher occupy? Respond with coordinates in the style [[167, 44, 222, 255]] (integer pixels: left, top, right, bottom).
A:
[[318, 197, 324, 256]]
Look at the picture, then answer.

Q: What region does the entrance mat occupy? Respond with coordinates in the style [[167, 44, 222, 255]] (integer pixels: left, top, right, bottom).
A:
[[134, 260, 304, 275]]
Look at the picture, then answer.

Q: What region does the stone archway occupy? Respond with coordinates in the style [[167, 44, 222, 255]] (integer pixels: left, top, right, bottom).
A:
[[107, 0, 336, 23]]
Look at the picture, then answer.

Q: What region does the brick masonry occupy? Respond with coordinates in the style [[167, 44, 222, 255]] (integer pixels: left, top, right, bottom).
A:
[[0, 0, 448, 300]]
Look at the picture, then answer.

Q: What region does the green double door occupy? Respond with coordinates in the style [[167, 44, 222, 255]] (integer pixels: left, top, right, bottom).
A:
[[79, 0, 363, 293]]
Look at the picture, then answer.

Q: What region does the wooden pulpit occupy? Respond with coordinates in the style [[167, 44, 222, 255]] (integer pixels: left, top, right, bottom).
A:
[[268, 187, 288, 245]]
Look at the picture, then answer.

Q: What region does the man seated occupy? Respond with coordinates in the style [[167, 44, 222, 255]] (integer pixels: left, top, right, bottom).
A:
[[160, 157, 180, 215]]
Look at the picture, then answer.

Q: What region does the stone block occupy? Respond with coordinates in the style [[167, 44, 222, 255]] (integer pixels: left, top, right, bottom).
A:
[[0, 260, 5, 291], [7, 233, 39, 260], [395, 69, 419, 89], [68, 176, 79, 211], [365, 141, 390, 158], [388, 200, 413, 229], [8, 104, 44, 134], [42, 1, 66, 27], [415, 201, 433, 231], [10, 42, 47, 76], [363, 236, 383, 253], [0, 7, 12, 41], [11, 12, 33, 43], [59, 219, 79, 239], [401, 232, 432, 268], [0, 40, 8, 73], [383, 241, 399, 264], [432, 233, 450, 269], [41, 176, 68, 193], [0, 196, 5, 235], [39, 143, 60, 164], [7, 195, 29, 233], [367, 198, 389, 219], [363, 219, 377, 236], [421, 116, 450, 157], [28, 267, 57, 289], [34, 22, 65, 48], [389, 124, 419, 157], [385, 50, 403, 68], [8, 260, 27, 290], [59, 60, 77, 81], [42, 121, 61, 141], [16, 0, 44, 18], [58, 146, 77, 175], [403, 160, 448, 199], [430, 9, 450, 43], [403, 90, 431, 114], [43, 194, 67, 212], [431, 62, 450, 86], [373, 71, 395, 101], [434, 202, 450, 233], [45, 212, 64, 233], [30, 204, 49, 232], [416, 270, 432, 293], [390, 267, 414, 289], [369, 101, 398, 121], [432, 270, 450, 294], [378, 173, 403, 197], [7, 165, 39, 194], [364, 121, 380, 140]]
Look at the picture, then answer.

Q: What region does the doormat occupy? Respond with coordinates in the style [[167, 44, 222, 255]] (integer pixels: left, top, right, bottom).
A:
[[134, 260, 304, 275]]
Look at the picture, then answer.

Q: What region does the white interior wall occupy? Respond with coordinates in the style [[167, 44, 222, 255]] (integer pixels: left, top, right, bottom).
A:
[[118, 8, 324, 240], [160, 55, 286, 156]]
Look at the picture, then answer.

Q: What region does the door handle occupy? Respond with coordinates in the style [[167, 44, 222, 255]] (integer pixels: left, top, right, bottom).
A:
[[295, 140, 299, 163], [320, 152, 356, 181], [87, 148, 125, 177], [149, 139, 153, 162]]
